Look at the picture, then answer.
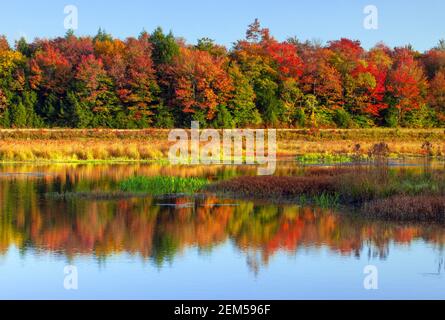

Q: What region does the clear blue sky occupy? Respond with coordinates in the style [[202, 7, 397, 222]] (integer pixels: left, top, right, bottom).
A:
[[0, 0, 444, 52]]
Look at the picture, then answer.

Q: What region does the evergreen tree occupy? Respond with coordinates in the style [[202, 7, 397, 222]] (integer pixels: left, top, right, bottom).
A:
[[22, 91, 43, 127], [10, 100, 27, 128], [153, 103, 175, 128], [64, 91, 92, 128], [150, 27, 179, 66]]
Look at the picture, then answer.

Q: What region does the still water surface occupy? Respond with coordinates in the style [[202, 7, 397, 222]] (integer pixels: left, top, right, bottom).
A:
[[0, 162, 444, 299]]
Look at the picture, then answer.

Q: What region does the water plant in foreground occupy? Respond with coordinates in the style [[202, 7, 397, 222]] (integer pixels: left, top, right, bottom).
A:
[[119, 176, 209, 195]]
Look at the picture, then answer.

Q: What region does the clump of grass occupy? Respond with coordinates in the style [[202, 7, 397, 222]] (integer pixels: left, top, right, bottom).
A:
[[296, 153, 360, 164], [421, 141, 434, 156], [314, 193, 340, 208], [119, 176, 209, 195], [368, 142, 390, 159]]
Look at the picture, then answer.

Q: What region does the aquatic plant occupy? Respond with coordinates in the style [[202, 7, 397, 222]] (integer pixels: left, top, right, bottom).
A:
[[296, 153, 361, 164], [119, 176, 209, 195], [313, 193, 340, 208]]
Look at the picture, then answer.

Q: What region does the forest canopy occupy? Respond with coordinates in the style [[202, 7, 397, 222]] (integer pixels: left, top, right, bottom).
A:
[[1, 20, 445, 129]]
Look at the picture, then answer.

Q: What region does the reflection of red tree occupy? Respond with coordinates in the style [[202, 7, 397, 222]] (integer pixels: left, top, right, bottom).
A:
[[393, 227, 419, 244], [265, 218, 305, 256], [162, 196, 234, 249]]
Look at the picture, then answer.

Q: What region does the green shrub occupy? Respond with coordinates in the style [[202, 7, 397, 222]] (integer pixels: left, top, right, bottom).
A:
[[353, 115, 375, 128], [384, 107, 399, 128], [293, 108, 306, 127], [333, 108, 352, 128]]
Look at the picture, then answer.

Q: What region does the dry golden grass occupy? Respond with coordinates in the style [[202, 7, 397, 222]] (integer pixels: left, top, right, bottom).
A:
[[0, 128, 444, 162], [278, 128, 445, 158], [0, 139, 167, 161]]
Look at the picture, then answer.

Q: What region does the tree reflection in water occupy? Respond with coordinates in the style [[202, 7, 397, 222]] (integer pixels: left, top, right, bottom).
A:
[[1, 163, 445, 274]]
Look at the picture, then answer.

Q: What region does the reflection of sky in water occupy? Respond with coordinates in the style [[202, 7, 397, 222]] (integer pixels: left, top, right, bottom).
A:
[[0, 241, 444, 300]]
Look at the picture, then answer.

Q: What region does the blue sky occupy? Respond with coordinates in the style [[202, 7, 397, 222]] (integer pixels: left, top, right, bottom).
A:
[[0, 0, 443, 51]]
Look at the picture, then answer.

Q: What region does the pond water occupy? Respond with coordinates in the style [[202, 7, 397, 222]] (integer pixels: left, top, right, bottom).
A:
[[0, 162, 444, 300]]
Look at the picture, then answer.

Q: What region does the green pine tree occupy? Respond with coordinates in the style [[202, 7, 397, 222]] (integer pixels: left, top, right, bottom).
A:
[[10, 101, 27, 128]]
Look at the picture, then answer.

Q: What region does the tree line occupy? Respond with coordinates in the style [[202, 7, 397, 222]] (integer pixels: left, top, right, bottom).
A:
[[1, 19, 445, 129]]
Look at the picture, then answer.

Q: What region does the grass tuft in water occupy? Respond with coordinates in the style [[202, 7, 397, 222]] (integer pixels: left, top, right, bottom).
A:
[[119, 176, 209, 195], [295, 193, 340, 208], [296, 153, 366, 164], [313, 193, 340, 208]]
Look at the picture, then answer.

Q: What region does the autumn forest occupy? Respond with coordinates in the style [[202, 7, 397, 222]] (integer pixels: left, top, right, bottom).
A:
[[1, 19, 445, 129]]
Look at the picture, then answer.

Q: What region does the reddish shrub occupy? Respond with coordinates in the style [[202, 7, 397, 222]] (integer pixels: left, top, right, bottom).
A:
[[363, 195, 445, 222], [207, 176, 337, 198]]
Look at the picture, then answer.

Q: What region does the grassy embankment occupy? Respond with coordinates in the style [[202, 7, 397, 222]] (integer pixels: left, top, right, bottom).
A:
[[0, 128, 444, 162]]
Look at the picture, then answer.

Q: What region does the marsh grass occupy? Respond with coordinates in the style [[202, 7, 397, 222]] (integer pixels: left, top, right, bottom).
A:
[[296, 153, 368, 164], [1, 128, 444, 163], [337, 168, 445, 203], [295, 193, 341, 208], [207, 166, 445, 221], [119, 176, 209, 195], [313, 193, 341, 208]]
